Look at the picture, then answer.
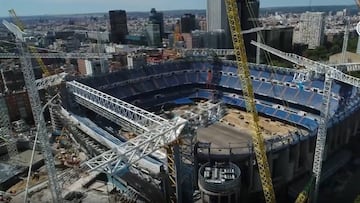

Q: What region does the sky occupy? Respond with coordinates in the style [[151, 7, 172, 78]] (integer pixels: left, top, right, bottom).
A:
[[0, 0, 356, 17]]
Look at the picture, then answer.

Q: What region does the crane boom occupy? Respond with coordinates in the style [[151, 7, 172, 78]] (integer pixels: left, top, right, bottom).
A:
[[225, 1, 276, 202], [6, 10, 62, 202], [8, 9, 50, 77], [251, 41, 360, 203]]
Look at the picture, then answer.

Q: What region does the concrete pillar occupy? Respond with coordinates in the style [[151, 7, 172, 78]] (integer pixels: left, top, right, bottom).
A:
[[290, 144, 300, 177], [248, 148, 254, 189], [174, 145, 183, 203], [275, 148, 289, 180], [356, 35, 360, 54], [353, 115, 359, 136]]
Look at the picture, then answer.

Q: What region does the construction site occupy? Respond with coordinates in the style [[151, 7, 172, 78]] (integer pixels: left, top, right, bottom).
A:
[[0, 1, 360, 203]]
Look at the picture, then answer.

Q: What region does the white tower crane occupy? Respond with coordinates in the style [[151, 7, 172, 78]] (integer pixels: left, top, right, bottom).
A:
[[1, 20, 111, 203], [251, 40, 360, 203], [3, 19, 62, 203]]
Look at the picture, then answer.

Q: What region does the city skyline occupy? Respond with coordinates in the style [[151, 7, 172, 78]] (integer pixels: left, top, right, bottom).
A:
[[0, 0, 356, 17]]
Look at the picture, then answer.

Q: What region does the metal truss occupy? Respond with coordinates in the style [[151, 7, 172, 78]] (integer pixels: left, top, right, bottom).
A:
[[0, 96, 18, 158], [67, 81, 168, 132], [251, 41, 360, 89], [251, 40, 360, 203], [35, 72, 67, 90], [83, 117, 186, 173], [179, 49, 234, 57], [330, 63, 360, 72], [67, 81, 187, 176], [17, 40, 62, 203]]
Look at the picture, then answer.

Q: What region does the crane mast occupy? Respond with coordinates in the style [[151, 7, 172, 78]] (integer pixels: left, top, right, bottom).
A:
[[5, 12, 62, 202], [225, 0, 276, 202], [251, 40, 360, 203], [17, 41, 62, 202], [9, 9, 51, 77]]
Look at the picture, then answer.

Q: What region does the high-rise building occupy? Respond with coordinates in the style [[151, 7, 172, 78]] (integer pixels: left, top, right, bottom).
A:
[[149, 8, 164, 39], [146, 24, 162, 47], [109, 10, 128, 44], [206, 0, 228, 32], [206, 0, 259, 59], [181, 13, 196, 33], [295, 12, 325, 49]]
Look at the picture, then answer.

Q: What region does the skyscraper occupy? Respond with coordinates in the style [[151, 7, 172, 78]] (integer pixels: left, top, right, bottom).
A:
[[181, 13, 196, 33], [109, 10, 128, 44], [296, 12, 325, 49], [206, 0, 228, 32], [149, 8, 164, 39], [146, 23, 162, 47], [206, 0, 259, 60]]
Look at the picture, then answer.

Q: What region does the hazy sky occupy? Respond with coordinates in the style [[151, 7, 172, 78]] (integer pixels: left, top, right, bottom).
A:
[[0, 0, 356, 17]]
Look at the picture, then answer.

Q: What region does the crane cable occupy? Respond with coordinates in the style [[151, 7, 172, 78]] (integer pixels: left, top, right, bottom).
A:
[[245, 0, 301, 132]]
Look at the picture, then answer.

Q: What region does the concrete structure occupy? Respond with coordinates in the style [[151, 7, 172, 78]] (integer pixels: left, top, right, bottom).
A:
[[295, 12, 325, 49], [127, 53, 147, 69], [77, 59, 109, 76], [109, 10, 128, 44], [72, 58, 360, 202], [329, 51, 360, 63], [4, 91, 32, 123], [198, 162, 241, 203]]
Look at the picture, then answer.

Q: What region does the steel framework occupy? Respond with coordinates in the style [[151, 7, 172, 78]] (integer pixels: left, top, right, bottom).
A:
[[66, 81, 187, 174], [251, 40, 360, 203], [225, 0, 276, 202], [0, 96, 18, 158]]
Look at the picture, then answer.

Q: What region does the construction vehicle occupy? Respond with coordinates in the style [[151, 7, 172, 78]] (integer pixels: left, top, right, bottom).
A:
[[225, 0, 276, 202]]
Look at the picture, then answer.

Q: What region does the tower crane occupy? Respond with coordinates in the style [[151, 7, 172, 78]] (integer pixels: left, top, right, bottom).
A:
[[225, 0, 276, 203], [1, 19, 111, 202], [251, 40, 360, 203], [8, 9, 50, 77], [3, 18, 62, 203]]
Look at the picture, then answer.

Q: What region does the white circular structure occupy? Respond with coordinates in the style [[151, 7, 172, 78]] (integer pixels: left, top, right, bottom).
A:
[[356, 21, 360, 36]]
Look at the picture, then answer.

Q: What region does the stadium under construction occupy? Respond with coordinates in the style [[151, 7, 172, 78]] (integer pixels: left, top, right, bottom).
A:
[[37, 58, 359, 203]]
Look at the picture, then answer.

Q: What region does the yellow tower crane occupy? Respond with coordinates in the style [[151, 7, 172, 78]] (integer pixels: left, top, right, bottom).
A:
[[225, 0, 276, 203], [8, 9, 51, 77]]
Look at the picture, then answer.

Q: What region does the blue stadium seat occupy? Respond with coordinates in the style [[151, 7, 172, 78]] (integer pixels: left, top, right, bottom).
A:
[[164, 75, 178, 86], [282, 88, 298, 101], [142, 80, 156, 91], [226, 77, 238, 87], [252, 80, 262, 90], [287, 114, 302, 124], [154, 77, 167, 88], [257, 82, 273, 93], [199, 72, 208, 83], [219, 75, 229, 86], [259, 71, 271, 78], [262, 106, 276, 115], [310, 80, 324, 89], [293, 90, 313, 105], [274, 110, 288, 119], [176, 73, 187, 84], [187, 72, 197, 83]]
